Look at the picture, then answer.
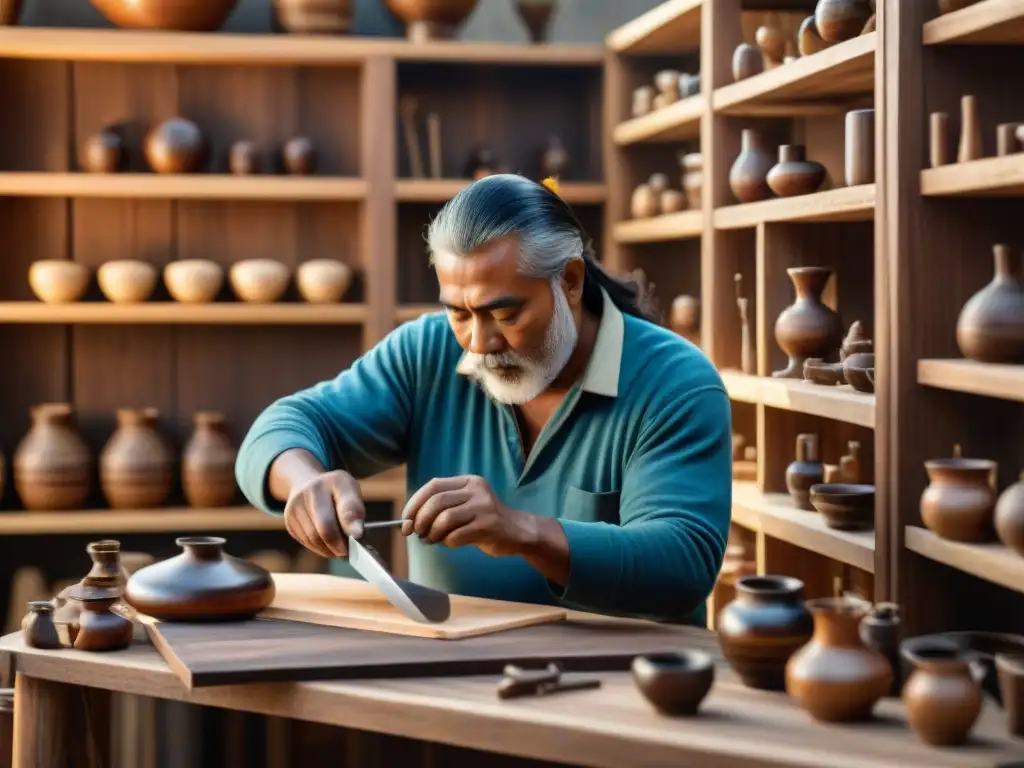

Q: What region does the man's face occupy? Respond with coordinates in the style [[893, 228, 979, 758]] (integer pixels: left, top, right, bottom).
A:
[[434, 236, 580, 404]]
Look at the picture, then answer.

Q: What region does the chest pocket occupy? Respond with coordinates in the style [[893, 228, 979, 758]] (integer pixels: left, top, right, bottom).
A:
[[562, 486, 622, 526]]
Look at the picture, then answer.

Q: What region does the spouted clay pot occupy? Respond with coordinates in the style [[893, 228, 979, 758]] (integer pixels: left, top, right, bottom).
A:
[[100, 408, 174, 510], [772, 267, 843, 379], [13, 403, 93, 512]]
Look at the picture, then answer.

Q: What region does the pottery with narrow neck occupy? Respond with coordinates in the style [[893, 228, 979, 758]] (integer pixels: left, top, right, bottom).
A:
[[766, 145, 826, 198], [13, 403, 93, 511], [773, 267, 844, 378], [729, 129, 775, 204], [955, 244, 1024, 364], [785, 433, 824, 510]]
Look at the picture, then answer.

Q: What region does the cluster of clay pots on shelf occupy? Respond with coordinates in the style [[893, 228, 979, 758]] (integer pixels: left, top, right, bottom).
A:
[[0, 403, 238, 513], [631, 68, 700, 119], [629, 155, 702, 220], [27, 257, 355, 306], [713, 575, 1024, 745], [786, 434, 875, 531]]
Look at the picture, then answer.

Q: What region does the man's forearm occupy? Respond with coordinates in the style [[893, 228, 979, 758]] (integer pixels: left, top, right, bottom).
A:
[[515, 512, 571, 586], [267, 448, 329, 502]]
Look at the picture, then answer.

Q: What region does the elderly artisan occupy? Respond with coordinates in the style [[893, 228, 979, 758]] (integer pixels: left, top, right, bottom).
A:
[[236, 174, 732, 626]]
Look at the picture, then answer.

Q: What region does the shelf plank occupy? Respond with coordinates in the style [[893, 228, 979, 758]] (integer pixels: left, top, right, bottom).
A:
[[923, 0, 1024, 45], [920, 154, 1024, 196], [0, 27, 604, 66], [721, 370, 876, 428], [395, 304, 443, 323], [905, 526, 1024, 595], [0, 172, 367, 201], [0, 303, 369, 325], [395, 179, 606, 204], [917, 359, 1024, 402], [612, 211, 703, 243], [712, 33, 875, 115], [713, 184, 876, 229], [605, 0, 703, 55], [734, 481, 875, 572], [612, 96, 703, 145]]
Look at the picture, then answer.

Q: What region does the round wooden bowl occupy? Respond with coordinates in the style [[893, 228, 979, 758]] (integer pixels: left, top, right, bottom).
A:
[[28, 260, 90, 304], [88, 0, 240, 31], [229, 259, 291, 303], [97, 260, 158, 304], [297, 259, 352, 303], [164, 260, 224, 303]]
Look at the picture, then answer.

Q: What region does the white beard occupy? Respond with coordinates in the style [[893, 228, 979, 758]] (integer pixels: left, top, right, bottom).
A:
[[456, 281, 578, 405]]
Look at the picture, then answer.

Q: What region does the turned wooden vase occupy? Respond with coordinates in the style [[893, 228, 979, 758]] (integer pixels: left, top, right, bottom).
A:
[[182, 412, 238, 508], [100, 408, 174, 510], [995, 471, 1024, 557], [88, 0, 238, 30], [786, 597, 892, 723], [955, 244, 1024, 364], [515, 0, 555, 44], [13, 403, 93, 512], [773, 267, 844, 379], [902, 644, 982, 746], [125, 536, 275, 621], [384, 0, 479, 42], [920, 455, 997, 542], [729, 129, 775, 204]]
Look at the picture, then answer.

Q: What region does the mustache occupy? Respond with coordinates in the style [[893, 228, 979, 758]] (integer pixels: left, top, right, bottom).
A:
[[456, 351, 528, 375]]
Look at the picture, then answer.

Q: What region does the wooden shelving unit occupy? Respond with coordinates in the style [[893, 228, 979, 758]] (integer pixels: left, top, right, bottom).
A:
[[611, 96, 703, 144], [917, 358, 1024, 402], [612, 210, 703, 243], [922, 0, 1024, 45], [713, 184, 875, 228], [0, 303, 370, 324], [920, 154, 1024, 196]]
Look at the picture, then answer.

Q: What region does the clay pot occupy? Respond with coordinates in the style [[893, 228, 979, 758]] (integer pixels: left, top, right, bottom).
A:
[[859, 602, 902, 696], [182, 411, 238, 508], [808, 483, 875, 530], [630, 184, 659, 219], [97, 259, 158, 304], [540, 135, 568, 179], [68, 580, 133, 652], [786, 596, 891, 722], [28, 260, 90, 304], [88, 0, 238, 30], [729, 129, 775, 204], [772, 267, 844, 379], [13, 403, 93, 512], [679, 152, 702, 209], [955, 244, 1024, 364], [125, 536, 276, 621], [670, 295, 700, 344], [755, 24, 786, 65], [145, 117, 206, 174], [229, 259, 291, 302], [660, 189, 686, 213], [164, 259, 225, 304], [22, 602, 61, 650], [814, 0, 873, 43], [995, 471, 1024, 557], [798, 16, 831, 56], [717, 574, 814, 691], [296, 259, 353, 304], [0, 0, 22, 24], [731, 43, 763, 82], [384, 0, 478, 42], [902, 643, 982, 746], [937, 0, 982, 14], [905, 630, 1024, 704], [678, 72, 700, 98], [766, 145, 826, 197], [100, 408, 174, 510], [843, 353, 875, 393], [515, 0, 555, 44], [282, 137, 316, 175], [81, 128, 123, 173], [785, 433, 824, 511], [272, 0, 352, 34], [996, 654, 1024, 738], [632, 651, 714, 716], [921, 452, 997, 542], [845, 108, 875, 186], [55, 539, 133, 633], [228, 140, 261, 175]]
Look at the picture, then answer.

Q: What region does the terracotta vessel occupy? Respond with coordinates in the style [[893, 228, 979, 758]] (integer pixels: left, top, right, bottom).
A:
[[995, 471, 1024, 557], [729, 129, 775, 204], [785, 433, 824, 511], [809, 483, 874, 530], [670, 295, 700, 344], [632, 651, 714, 716], [717, 575, 814, 691], [515, 0, 555, 44], [384, 0, 479, 42], [28, 260, 90, 304], [814, 0, 873, 43], [773, 267, 844, 379], [55, 540, 133, 634], [282, 137, 316, 175], [182, 412, 238, 508], [766, 145, 826, 198], [164, 259, 224, 303], [296, 259, 353, 304], [272, 0, 352, 34], [97, 259, 158, 303], [905, 630, 1024, 704], [786, 596, 891, 722], [68, 579, 133, 652], [679, 152, 702, 209], [22, 602, 61, 650], [920, 448, 997, 542], [845, 108, 875, 186], [902, 643, 982, 746], [13, 403, 93, 512], [81, 128, 123, 173], [996, 654, 1024, 738], [0, 0, 21, 24], [125, 536, 276, 621], [540, 135, 568, 179], [798, 16, 831, 56], [731, 43, 763, 82], [630, 183, 659, 219], [661, 189, 686, 213], [88, 0, 238, 30], [755, 24, 785, 66], [938, 0, 982, 13], [859, 602, 902, 696], [145, 117, 206, 174], [230, 259, 291, 302], [228, 140, 261, 175], [100, 408, 174, 510], [955, 244, 1024, 364]]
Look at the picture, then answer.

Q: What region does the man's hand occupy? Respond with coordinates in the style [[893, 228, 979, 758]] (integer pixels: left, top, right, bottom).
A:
[[400, 475, 537, 557], [283, 470, 366, 558]]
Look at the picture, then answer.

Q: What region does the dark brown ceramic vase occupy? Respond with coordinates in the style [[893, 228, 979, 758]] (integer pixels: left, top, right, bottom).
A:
[[384, 0, 479, 42], [785, 433, 824, 511], [144, 117, 206, 174], [88, 0, 238, 30], [515, 0, 555, 44], [786, 597, 892, 722], [716, 575, 814, 691], [13, 403, 93, 512], [995, 471, 1024, 557], [859, 602, 902, 696], [729, 129, 775, 204], [902, 644, 982, 746], [182, 411, 238, 508], [82, 129, 123, 173], [773, 267, 844, 379], [955, 244, 1024, 364], [69, 578, 133, 652], [814, 0, 873, 43], [125, 536, 275, 621], [920, 452, 997, 542], [22, 601, 61, 650], [766, 145, 826, 198], [282, 137, 316, 175], [100, 408, 174, 510], [632, 651, 715, 716]]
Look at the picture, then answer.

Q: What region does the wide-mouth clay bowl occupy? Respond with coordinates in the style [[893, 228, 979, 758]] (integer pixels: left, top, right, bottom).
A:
[[97, 259, 158, 304], [296, 259, 353, 304], [809, 483, 875, 530], [28, 260, 90, 304], [88, 0, 240, 31], [632, 650, 715, 716], [229, 259, 291, 303], [164, 259, 224, 304]]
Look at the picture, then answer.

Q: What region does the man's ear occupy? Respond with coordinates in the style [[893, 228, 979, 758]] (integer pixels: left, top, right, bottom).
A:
[[561, 257, 586, 307]]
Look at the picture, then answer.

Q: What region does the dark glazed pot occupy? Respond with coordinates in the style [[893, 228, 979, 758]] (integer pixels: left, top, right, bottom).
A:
[[731, 43, 763, 82], [88, 0, 239, 30], [282, 137, 317, 175], [955, 244, 1024, 364], [716, 575, 814, 691], [515, 0, 555, 44], [125, 536, 275, 622], [81, 128, 123, 173], [22, 602, 61, 650], [808, 483, 875, 531], [772, 267, 844, 379], [145, 118, 206, 174], [0, 0, 21, 25], [729, 129, 775, 204], [902, 643, 982, 746], [920, 454, 997, 542], [384, 0, 479, 42], [632, 651, 715, 716], [859, 602, 902, 696], [785, 433, 824, 510], [814, 0, 873, 43], [766, 145, 826, 198], [69, 580, 134, 652], [798, 15, 831, 56]]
